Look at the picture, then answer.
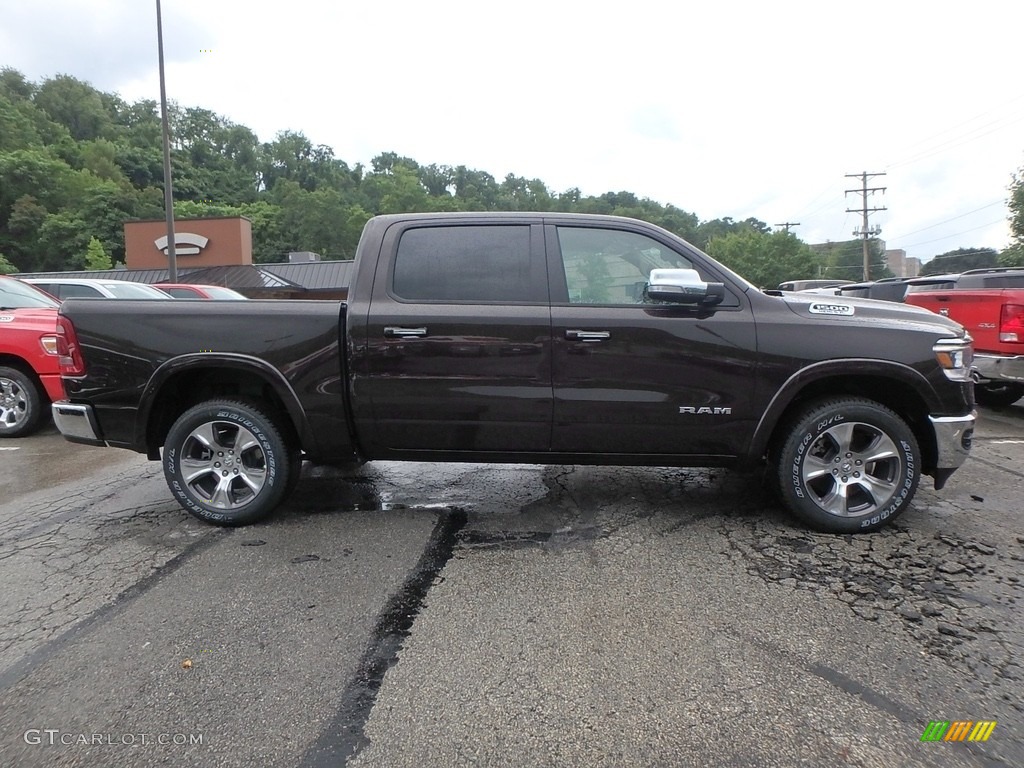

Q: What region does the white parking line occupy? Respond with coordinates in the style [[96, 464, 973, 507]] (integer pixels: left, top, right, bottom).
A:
[[990, 439, 1024, 444], [0, 446, 20, 451]]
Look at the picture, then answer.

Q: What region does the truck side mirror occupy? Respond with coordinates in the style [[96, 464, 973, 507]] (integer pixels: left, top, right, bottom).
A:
[[644, 269, 725, 306]]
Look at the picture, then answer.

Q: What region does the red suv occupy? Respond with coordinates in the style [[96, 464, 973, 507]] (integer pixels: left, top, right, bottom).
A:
[[0, 276, 63, 436]]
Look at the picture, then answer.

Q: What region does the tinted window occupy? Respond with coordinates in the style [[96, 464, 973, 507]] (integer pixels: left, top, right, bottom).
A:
[[906, 281, 957, 293], [163, 287, 200, 298], [557, 227, 694, 305], [58, 284, 103, 298], [393, 225, 542, 302]]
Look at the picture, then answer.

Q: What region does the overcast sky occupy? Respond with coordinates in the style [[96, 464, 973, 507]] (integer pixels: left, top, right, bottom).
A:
[[3, 0, 1023, 266]]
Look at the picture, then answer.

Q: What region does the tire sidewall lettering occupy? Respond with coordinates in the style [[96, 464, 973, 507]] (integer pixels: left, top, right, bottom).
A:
[[163, 402, 289, 525], [781, 400, 920, 533]]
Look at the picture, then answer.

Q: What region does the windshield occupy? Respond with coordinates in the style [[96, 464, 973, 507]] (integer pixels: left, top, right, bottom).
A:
[[102, 282, 171, 299], [0, 278, 60, 309]]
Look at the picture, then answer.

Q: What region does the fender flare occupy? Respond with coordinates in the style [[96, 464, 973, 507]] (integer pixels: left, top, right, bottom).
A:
[[134, 353, 313, 454], [746, 358, 942, 462]]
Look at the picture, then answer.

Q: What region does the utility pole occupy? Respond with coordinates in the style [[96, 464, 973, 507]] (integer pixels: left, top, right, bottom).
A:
[[156, 0, 177, 281], [775, 222, 800, 233], [845, 171, 886, 281]]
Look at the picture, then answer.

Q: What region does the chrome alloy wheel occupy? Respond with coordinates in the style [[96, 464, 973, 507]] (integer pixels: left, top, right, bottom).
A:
[[0, 376, 29, 430], [178, 420, 267, 509], [800, 420, 902, 517]]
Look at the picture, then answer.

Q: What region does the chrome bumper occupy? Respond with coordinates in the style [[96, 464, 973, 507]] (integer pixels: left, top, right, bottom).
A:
[[973, 353, 1024, 383], [51, 401, 105, 446], [929, 413, 975, 471]]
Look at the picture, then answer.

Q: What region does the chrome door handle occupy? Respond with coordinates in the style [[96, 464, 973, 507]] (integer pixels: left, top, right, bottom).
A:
[[384, 326, 428, 338], [565, 329, 610, 342]]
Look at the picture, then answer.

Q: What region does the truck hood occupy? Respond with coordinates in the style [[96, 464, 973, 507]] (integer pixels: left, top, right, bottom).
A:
[[779, 293, 967, 337]]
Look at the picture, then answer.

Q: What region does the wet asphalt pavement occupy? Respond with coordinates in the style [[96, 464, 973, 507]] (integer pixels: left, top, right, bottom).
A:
[[0, 407, 1021, 768]]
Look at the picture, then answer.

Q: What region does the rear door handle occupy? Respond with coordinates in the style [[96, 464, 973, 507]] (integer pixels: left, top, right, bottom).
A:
[[565, 329, 611, 342], [384, 326, 428, 338]]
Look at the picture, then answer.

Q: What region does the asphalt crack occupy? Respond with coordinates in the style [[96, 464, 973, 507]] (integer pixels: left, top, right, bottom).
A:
[[300, 507, 468, 768]]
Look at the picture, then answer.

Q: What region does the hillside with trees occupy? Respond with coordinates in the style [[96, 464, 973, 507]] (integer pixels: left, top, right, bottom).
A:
[[1, 67, 1015, 284]]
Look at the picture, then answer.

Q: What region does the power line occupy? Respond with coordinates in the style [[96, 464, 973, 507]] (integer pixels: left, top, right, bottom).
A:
[[887, 200, 1005, 241], [898, 218, 1008, 249]]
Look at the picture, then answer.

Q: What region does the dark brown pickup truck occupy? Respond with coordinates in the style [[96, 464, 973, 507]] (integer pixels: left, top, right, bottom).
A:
[[51, 213, 976, 533]]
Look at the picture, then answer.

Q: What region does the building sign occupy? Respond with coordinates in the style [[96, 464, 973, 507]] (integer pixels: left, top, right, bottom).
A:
[[154, 233, 210, 257]]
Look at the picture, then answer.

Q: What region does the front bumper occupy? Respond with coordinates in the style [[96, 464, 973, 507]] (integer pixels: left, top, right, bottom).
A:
[[928, 412, 975, 489], [52, 401, 105, 446], [973, 353, 1024, 383]]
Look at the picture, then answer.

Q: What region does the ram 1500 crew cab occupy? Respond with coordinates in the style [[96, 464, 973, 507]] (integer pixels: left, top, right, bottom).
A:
[[50, 213, 976, 533]]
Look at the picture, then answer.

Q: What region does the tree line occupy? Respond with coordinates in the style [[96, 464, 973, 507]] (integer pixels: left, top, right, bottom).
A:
[[1, 67, 1020, 286]]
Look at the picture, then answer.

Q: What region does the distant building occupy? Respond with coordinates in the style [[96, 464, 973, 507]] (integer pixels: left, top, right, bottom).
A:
[[884, 249, 921, 278], [125, 216, 254, 270], [16, 216, 351, 299]]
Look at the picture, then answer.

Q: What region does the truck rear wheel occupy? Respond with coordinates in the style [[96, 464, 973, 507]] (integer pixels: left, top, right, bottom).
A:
[[0, 366, 45, 438], [973, 382, 1024, 408], [163, 400, 293, 526], [775, 397, 920, 533]]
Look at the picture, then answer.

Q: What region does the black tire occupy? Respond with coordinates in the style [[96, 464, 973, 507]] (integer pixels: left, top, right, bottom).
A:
[[0, 366, 46, 438], [973, 382, 1024, 408], [163, 400, 294, 526], [775, 397, 920, 533]]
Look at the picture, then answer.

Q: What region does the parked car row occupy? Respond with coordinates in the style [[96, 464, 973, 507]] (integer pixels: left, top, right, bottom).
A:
[[21, 278, 248, 301], [1, 276, 247, 437], [779, 268, 1024, 407]]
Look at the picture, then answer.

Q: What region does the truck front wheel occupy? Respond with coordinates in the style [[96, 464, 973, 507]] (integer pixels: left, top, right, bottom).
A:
[[775, 397, 920, 533], [163, 400, 294, 526]]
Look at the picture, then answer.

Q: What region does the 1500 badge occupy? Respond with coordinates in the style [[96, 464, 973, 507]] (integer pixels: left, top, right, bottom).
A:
[[808, 303, 855, 316]]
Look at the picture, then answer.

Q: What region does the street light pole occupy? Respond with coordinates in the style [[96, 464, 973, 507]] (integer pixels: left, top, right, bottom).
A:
[[156, 0, 177, 281]]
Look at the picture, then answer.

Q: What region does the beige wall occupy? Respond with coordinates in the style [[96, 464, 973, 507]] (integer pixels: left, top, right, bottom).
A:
[[125, 217, 253, 270]]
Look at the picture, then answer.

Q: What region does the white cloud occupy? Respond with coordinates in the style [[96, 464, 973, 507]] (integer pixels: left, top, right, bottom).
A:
[[3, 0, 1023, 263]]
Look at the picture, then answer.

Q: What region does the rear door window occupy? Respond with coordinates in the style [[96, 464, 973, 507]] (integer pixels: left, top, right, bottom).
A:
[[392, 225, 545, 303]]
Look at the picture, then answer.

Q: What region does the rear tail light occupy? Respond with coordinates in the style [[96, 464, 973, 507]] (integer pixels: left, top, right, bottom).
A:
[[55, 315, 86, 375], [999, 303, 1024, 343], [39, 335, 59, 355]]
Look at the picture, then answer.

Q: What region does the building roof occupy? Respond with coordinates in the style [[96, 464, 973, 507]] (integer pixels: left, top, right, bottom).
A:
[[12, 260, 354, 292], [261, 261, 355, 290]]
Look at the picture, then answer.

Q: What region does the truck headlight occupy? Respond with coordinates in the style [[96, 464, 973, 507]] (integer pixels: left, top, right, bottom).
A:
[[933, 337, 973, 382]]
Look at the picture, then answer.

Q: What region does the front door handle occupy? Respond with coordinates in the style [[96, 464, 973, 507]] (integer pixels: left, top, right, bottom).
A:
[[565, 329, 611, 342], [384, 326, 428, 338]]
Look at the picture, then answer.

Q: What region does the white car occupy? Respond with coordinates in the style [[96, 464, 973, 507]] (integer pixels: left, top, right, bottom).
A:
[[21, 278, 172, 301]]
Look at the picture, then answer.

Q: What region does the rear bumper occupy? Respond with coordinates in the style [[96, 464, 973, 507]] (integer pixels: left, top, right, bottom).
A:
[[51, 401, 105, 446], [973, 353, 1024, 383]]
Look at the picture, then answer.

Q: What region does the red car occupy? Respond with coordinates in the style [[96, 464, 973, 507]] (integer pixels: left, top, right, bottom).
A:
[[154, 284, 248, 300], [0, 276, 63, 436]]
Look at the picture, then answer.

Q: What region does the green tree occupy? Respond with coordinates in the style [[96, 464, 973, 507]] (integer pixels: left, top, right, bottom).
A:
[[33, 74, 113, 142], [83, 236, 111, 270], [0, 252, 17, 274], [810, 239, 892, 281], [920, 247, 998, 275], [706, 229, 818, 288]]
